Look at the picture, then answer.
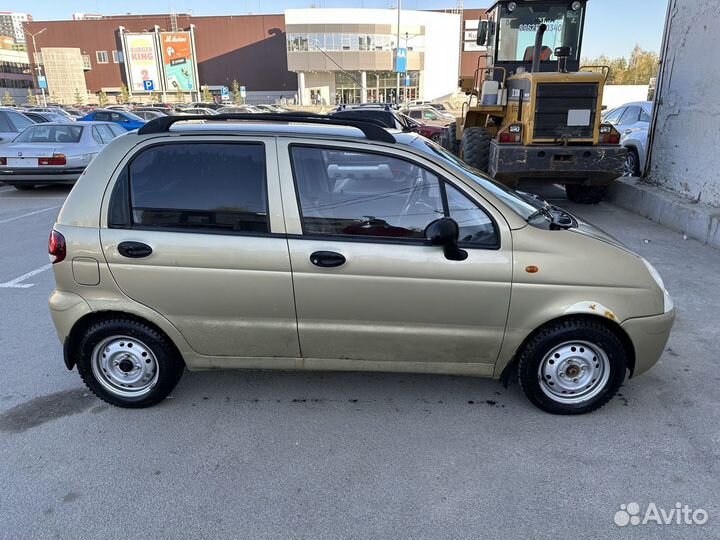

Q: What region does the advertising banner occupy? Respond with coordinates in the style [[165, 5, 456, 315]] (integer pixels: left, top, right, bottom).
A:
[[160, 32, 197, 92], [124, 33, 161, 93], [395, 47, 407, 74]]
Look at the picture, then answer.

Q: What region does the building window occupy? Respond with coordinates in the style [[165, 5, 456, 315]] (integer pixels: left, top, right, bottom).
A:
[[82, 55, 92, 70], [112, 50, 123, 63], [96, 51, 109, 64]]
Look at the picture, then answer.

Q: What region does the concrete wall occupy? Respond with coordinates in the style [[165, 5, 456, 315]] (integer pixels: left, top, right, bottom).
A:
[[648, 0, 720, 207]]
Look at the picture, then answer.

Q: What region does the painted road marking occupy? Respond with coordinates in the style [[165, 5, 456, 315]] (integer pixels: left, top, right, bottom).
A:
[[0, 206, 60, 225], [0, 263, 52, 289]]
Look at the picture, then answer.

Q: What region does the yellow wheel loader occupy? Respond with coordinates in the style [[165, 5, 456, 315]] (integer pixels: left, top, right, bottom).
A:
[[443, 0, 626, 203]]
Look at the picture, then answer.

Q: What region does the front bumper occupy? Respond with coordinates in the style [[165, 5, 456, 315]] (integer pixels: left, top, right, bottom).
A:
[[621, 308, 676, 377], [0, 167, 85, 184], [489, 142, 627, 185]]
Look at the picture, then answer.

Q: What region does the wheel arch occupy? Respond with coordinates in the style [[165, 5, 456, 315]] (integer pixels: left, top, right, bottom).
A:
[[64, 310, 185, 371], [499, 313, 636, 386]]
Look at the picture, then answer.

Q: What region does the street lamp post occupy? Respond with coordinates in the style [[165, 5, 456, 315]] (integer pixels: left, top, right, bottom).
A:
[[24, 27, 48, 107], [395, 0, 401, 105]]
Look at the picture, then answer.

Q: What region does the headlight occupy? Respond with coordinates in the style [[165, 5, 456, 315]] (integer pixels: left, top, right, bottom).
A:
[[642, 258, 673, 313]]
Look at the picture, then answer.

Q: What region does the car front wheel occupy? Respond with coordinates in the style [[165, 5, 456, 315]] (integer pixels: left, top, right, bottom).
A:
[[518, 318, 627, 414]]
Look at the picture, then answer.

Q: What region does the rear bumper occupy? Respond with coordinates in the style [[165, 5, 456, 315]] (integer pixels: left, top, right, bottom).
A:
[[0, 167, 85, 184], [621, 308, 676, 377], [489, 142, 627, 185]]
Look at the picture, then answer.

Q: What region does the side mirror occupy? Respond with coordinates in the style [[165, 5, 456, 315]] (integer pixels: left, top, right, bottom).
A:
[[476, 20, 488, 46], [424, 217, 468, 261]]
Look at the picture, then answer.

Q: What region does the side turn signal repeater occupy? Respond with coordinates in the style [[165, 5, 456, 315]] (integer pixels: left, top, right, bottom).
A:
[[525, 265, 539, 273]]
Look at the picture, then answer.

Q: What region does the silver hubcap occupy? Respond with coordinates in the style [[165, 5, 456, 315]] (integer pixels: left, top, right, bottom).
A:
[[538, 341, 610, 404], [91, 336, 159, 398]]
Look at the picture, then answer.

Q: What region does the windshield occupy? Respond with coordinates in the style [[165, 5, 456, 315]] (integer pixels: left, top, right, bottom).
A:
[[419, 139, 540, 219], [122, 111, 145, 122], [14, 125, 83, 143], [497, 4, 584, 63]]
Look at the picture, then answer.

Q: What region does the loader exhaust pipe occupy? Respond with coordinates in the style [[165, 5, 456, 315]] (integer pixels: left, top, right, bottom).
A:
[[531, 23, 548, 73]]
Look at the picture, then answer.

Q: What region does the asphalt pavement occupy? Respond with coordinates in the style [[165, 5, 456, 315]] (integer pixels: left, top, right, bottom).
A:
[[0, 183, 717, 539]]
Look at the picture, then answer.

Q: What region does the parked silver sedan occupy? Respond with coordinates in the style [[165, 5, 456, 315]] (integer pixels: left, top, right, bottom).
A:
[[602, 101, 652, 176], [0, 121, 124, 190]]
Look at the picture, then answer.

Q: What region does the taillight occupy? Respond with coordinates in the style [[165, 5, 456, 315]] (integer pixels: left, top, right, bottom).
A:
[[48, 229, 66, 264], [39, 154, 67, 166], [599, 124, 621, 144], [499, 124, 522, 144], [0, 157, 6, 165]]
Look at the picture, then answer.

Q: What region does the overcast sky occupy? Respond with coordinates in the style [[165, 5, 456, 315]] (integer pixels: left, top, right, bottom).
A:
[[19, 0, 668, 59]]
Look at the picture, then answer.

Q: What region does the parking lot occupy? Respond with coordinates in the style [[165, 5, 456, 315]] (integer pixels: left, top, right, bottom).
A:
[[0, 182, 718, 539]]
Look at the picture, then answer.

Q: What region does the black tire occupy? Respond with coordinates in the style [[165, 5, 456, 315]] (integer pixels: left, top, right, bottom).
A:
[[76, 318, 185, 408], [12, 184, 35, 191], [517, 318, 627, 415], [447, 121, 460, 155], [430, 132, 441, 143], [623, 147, 640, 177], [565, 184, 608, 204], [461, 126, 492, 172]]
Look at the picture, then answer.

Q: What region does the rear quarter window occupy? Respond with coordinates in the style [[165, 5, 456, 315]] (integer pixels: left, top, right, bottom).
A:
[[123, 142, 269, 234]]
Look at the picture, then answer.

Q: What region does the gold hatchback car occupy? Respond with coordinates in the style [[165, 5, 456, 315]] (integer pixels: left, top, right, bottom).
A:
[[48, 114, 674, 414]]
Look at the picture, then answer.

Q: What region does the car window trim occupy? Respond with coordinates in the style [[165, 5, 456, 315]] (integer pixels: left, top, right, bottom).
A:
[[287, 142, 500, 250], [109, 140, 272, 236]]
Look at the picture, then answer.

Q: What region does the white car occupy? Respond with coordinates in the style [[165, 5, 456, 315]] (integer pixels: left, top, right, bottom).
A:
[[0, 121, 124, 190]]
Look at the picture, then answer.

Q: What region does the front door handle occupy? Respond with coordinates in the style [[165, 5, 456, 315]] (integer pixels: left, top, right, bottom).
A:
[[310, 251, 346, 268], [118, 241, 153, 258]]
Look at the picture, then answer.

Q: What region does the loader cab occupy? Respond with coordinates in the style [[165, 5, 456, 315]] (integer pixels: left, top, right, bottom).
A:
[[478, 0, 587, 77]]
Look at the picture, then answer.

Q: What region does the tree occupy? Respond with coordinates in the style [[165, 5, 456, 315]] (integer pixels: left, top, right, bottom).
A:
[[118, 84, 130, 104], [148, 91, 158, 104], [202, 85, 212, 101], [26, 88, 37, 106], [582, 45, 659, 86], [2, 91, 15, 106], [97, 91, 108, 107], [231, 80, 242, 104], [73, 88, 84, 106], [626, 45, 659, 85], [175, 89, 185, 104]]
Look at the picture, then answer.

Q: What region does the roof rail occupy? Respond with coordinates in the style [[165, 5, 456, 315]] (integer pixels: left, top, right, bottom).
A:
[[136, 112, 397, 143]]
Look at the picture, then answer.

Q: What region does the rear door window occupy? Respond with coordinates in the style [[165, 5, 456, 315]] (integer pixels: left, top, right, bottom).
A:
[[0, 112, 15, 132], [6, 111, 34, 131], [126, 143, 268, 233], [95, 124, 116, 143]]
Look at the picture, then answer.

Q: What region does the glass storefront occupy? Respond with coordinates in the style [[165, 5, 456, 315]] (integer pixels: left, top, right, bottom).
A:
[[334, 71, 420, 104], [287, 33, 425, 53]]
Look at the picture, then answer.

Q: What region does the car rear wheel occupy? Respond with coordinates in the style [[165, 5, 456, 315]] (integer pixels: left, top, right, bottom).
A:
[[12, 184, 35, 191], [76, 318, 184, 408], [565, 184, 608, 204], [517, 318, 627, 414]]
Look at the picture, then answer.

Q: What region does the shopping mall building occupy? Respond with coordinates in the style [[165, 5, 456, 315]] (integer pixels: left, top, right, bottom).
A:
[[25, 8, 486, 105]]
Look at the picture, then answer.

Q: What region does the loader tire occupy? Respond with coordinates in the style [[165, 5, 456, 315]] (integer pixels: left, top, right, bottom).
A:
[[461, 127, 492, 173]]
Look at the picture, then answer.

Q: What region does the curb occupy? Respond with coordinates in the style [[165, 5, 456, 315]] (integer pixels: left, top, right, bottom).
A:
[[606, 177, 720, 249]]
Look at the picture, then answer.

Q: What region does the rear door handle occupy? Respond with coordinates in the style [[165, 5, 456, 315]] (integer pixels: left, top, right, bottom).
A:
[[310, 251, 346, 268], [117, 241, 153, 258]]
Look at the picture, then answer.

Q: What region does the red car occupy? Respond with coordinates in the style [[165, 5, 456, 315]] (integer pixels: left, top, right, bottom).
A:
[[400, 112, 448, 142]]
